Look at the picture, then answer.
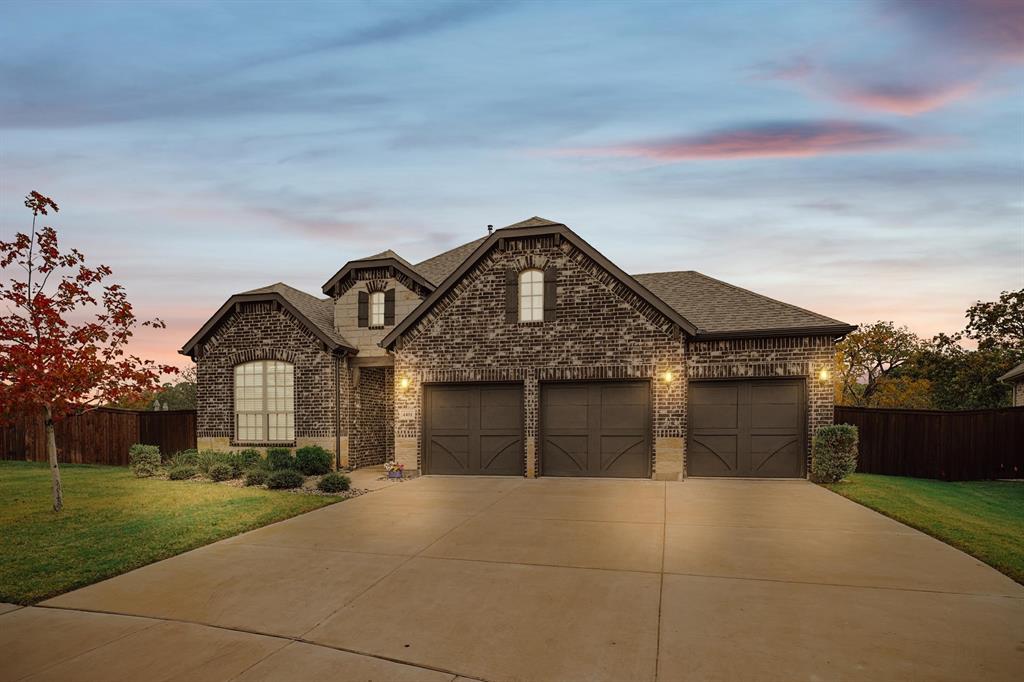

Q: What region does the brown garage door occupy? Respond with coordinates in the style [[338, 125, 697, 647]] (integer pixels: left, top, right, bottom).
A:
[[422, 384, 523, 475], [688, 380, 805, 477], [540, 381, 651, 478]]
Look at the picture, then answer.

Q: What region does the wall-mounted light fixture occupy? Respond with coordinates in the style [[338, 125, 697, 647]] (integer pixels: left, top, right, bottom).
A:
[[662, 370, 674, 383], [398, 376, 411, 390], [818, 366, 831, 382]]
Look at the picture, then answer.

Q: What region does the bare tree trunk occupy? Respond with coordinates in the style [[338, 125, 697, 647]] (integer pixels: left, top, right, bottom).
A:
[[44, 404, 63, 512]]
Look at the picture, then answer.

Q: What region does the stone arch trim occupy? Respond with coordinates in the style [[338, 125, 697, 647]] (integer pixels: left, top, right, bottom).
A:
[[226, 347, 301, 367]]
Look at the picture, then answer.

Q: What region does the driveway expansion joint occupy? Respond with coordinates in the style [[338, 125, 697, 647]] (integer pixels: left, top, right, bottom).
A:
[[33, 603, 486, 682]]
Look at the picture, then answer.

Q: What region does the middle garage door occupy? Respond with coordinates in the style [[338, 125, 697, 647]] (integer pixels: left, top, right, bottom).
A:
[[540, 381, 651, 478]]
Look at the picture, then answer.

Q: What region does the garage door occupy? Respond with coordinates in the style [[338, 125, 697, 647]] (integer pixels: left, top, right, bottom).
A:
[[422, 384, 523, 475], [540, 381, 651, 478], [688, 380, 805, 477]]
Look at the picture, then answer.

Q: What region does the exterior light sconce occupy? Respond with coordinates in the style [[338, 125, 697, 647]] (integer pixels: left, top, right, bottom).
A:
[[398, 376, 411, 390], [662, 370, 674, 383], [818, 366, 831, 382]]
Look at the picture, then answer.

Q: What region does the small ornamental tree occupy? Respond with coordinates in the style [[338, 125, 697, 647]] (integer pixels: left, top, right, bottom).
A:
[[0, 192, 176, 511]]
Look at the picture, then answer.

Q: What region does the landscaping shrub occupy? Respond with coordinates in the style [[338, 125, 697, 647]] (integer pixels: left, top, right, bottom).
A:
[[266, 447, 295, 471], [128, 444, 161, 478], [295, 445, 331, 476], [196, 449, 230, 474], [811, 424, 859, 483], [244, 468, 269, 487], [317, 472, 351, 493], [266, 469, 305, 489], [229, 448, 263, 473], [208, 462, 235, 482], [170, 449, 199, 467], [168, 465, 197, 480]]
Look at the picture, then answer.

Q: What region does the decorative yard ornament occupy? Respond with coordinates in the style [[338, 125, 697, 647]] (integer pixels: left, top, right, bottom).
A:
[[0, 192, 177, 511]]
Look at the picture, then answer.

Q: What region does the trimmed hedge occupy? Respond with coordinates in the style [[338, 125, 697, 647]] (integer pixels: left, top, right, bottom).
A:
[[266, 469, 304, 489], [318, 472, 351, 493], [811, 424, 859, 483], [295, 446, 331, 476]]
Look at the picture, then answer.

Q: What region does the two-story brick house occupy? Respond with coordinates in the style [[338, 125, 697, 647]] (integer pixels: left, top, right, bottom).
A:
[[181, 217, 855, 480]]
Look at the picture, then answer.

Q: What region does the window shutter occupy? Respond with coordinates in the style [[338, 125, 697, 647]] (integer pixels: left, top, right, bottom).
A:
[[384, 288, 396, 325], [358, 291, 368, 327], [505, 269, 518, 323], [543, 266, 558, 322]]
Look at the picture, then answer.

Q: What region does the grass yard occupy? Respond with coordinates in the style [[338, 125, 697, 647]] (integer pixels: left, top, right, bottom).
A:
[[824, 473, 1024, 584], [0, 461, 340, 604]]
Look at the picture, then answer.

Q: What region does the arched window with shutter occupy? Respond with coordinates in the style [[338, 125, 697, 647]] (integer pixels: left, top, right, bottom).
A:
[[518, 269, 544, 322]]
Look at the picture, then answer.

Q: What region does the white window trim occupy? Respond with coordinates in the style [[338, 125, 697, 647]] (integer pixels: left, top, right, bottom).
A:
[[518, 268, 544, 322], [234, 360, 295, 443], [369, 291, 385, 327]]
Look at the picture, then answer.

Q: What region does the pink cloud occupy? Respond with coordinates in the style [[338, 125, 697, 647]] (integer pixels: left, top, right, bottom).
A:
[[827, 80, 977, 116], [555, 121, 925, 161]]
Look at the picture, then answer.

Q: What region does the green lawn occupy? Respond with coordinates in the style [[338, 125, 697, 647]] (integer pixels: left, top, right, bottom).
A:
[[824, 473, 1024, 584], [0, 461, 340, 604]]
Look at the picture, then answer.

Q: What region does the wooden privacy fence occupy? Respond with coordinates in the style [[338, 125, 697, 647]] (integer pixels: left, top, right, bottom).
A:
[[834, 405, 1024, 481], [0, 408, 196, 466]]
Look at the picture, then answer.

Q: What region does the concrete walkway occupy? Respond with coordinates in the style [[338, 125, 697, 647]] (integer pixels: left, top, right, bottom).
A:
[[3, 477, 1022, 681]]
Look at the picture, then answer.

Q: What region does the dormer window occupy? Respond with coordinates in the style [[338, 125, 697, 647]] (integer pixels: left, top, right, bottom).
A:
[[518, 269, 544, 322], [358, 288, 396, 328], [370, 291, 385, 327]]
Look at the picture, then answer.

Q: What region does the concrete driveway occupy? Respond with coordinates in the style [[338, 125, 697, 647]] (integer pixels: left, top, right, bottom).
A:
[[3, 476, 1023, 681]]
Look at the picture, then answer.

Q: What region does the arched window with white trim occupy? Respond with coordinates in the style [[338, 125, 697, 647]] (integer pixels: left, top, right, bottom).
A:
[[519, 269, 544, 322], [235, 360, 294, 442]]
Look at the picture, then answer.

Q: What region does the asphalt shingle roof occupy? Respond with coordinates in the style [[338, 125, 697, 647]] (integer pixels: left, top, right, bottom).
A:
[[414, 236, 488, 285], [215, 219, 852, 346], [240, 282, 350, 347], [632, 270, 851, 335]]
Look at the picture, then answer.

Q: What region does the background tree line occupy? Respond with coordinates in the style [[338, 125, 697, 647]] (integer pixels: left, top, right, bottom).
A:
[[113, 365, 197, 410], [835, 290, 1023, 409]]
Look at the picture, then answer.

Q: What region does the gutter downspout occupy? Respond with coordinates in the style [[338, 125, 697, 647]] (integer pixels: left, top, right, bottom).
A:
[[335, 354, 342, 470]]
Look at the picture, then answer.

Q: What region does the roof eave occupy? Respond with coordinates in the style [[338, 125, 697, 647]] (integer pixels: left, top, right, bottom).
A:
[[692, 324, 858, 341], [320, 257, 436, 296], [998, 363, 1024, 383], [180, 292, 355, 358], [381, 223, 700, 349]]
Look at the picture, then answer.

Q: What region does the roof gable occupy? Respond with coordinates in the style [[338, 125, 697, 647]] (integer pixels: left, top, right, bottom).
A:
[[321, 251, 435, 297], [381, 219, 699, 349], [180, 283, 352, 357]]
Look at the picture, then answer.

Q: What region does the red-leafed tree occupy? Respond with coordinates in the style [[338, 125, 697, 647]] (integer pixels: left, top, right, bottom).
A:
[[0, 192, 177, 511]]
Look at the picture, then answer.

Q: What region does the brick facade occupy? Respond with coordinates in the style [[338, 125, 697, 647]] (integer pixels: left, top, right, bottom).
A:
[[392, 236, 687, 479], [687, 335, 836, 469], [191, 231, 843, 479], [1014, 381, 1024, 407], [194, 302, 344, 455], [350, 366, 395, 468]]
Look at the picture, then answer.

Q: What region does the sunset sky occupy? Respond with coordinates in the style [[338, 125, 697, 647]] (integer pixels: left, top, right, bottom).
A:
[[2, 0, 1022, 371]]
